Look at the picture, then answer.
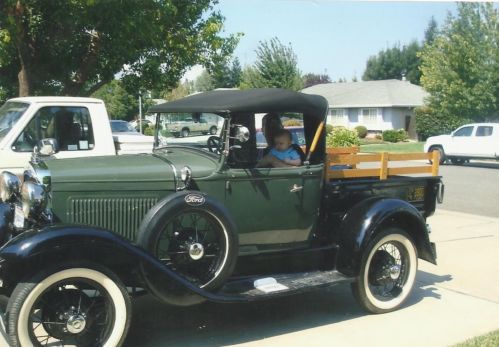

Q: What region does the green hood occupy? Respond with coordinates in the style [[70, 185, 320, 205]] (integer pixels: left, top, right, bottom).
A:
[[47, 154, 175, 192], [153, 147, 219, 178], [45, 148, 219, 192]]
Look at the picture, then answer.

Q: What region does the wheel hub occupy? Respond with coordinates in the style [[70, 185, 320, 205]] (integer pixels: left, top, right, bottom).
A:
[[389, 264, 401, 280], [66, 314, 87, 334], [188, 242, 205, 260]]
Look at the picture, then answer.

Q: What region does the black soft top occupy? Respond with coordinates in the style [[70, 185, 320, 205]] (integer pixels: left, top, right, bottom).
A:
[[148, 88, 328, 120]]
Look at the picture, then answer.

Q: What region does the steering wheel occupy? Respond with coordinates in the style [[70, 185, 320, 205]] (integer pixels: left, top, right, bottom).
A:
[[207, 136, 222, 154]]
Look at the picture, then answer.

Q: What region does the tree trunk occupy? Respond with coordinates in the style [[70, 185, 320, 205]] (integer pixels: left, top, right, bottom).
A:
[[17, 61, 31, 97]]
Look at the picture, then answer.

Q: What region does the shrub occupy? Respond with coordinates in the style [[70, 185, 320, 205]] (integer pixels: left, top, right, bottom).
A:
[[382, 129, 408, 143], [326, 127, 360, 147], [325, 124, 334, 134], [144, 125, 155, 136], [355, 125, 368, 138], [415, 106, 472, 140]]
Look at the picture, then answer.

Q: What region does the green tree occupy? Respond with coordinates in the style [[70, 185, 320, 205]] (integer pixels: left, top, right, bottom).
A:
[[362, 41, 423, 84], [211, 57, 242, 88], [424, 16, 439, 45], [195, 69, 214, 92], [419, 3, 498, 123], [240, 37, 303, 90], [164, 80, 194, 101], [302, 73, 331, 88], [91, 80, 139, 121], [0, 0, 239, 97]]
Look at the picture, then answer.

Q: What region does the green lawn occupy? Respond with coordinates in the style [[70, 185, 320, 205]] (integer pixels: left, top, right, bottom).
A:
[[454, 330, 499, 347], [360, 141, 424, 153]]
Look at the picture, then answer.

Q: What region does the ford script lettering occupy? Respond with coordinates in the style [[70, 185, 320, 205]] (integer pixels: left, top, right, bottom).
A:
[[185, 194, 205, 206]]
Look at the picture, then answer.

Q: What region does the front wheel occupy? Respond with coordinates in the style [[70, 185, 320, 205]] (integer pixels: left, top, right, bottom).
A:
[[7, 265, 131, 347], [352, 229, 418, 314], [429, 146, 446, 165]]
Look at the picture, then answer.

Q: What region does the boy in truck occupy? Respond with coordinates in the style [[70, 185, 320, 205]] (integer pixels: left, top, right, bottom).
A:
[[257, 129, 302, 168]]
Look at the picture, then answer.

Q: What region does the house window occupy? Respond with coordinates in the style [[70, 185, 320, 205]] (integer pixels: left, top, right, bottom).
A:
[[329, 108, 346, 125], [361, 108, 378, 126]]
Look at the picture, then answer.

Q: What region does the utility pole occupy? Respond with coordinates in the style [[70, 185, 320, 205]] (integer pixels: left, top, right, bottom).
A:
[[139, 91, 143, 134]]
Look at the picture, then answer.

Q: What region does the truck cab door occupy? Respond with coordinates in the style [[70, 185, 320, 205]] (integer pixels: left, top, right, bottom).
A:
[[471, 125, 495, 158], [447, 125, 474, 156], [224, 164, 324, 253]]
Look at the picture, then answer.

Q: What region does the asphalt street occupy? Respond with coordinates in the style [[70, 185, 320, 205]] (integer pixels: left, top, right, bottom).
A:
[[438, 160, 499, 218]]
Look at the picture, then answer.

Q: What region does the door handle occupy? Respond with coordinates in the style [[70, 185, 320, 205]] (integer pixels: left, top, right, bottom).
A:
[[290, 184, 303, 193]]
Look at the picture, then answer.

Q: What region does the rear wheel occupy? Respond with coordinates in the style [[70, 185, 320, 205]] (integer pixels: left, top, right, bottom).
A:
[[181, 128, 190, 137], [352, 228, 417, 314], [7, 265, 131, 347], [450, 158, 467, 165]]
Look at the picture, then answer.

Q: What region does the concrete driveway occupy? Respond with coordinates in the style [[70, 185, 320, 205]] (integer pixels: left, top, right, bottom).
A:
[[1, 209, 498, 347]]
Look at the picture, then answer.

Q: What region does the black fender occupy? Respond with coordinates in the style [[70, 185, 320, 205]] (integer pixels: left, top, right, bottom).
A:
[[0, 225, 203, 300], [0, 224, 247, 304], [0, 203, 14, 246], [336, 198, 437, 277]]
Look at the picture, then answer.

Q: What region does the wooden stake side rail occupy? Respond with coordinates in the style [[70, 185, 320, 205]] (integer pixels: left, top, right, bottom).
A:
[[326, 148, 440, 180]]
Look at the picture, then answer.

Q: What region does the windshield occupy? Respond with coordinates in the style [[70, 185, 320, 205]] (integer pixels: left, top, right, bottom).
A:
[[0, 101, 30, 142], [110, 120, 137, 133], [156, 112, 224, 151]]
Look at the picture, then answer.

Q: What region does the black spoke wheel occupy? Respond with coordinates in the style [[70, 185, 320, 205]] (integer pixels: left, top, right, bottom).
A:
[[137, 193, 238, 305], [154, 209, 229, 288], [207, 136, 222, 154], [7, 265, 131, 347], [352, 228, 417, 314]]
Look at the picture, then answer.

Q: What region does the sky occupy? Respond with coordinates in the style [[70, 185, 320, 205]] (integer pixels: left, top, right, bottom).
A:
[[185, 0, 457, 82]]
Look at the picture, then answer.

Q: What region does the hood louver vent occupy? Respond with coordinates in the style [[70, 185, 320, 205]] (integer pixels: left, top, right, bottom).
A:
[[68, 198, 158, 241]]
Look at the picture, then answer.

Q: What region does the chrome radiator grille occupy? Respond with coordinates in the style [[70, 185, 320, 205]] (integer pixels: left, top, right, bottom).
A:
[[68, 198, 158, 241]]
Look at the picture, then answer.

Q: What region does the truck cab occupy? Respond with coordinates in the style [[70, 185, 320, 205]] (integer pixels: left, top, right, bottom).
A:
[[0, 97, 116, 175]]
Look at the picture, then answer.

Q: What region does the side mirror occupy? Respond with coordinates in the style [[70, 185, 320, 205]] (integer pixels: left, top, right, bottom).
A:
[[233, 126, 250, 143], [37, 138, 59, 156]]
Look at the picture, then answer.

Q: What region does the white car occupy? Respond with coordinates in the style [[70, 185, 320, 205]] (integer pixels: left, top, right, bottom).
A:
[[424, 123, 499, 165]]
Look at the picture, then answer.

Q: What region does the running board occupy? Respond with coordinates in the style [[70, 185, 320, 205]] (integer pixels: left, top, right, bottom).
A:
[[216, 270, 354, 301]]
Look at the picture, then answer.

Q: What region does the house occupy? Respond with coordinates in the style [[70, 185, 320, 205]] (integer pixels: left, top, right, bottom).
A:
[[301, 79, 428, 139]]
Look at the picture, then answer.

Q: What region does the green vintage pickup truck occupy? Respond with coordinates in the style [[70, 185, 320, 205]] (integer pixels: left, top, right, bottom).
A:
[[0, 89, 442, 347]]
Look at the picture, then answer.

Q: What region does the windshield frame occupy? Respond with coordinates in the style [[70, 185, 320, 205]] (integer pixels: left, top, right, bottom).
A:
[[0, 101, 30, 143]]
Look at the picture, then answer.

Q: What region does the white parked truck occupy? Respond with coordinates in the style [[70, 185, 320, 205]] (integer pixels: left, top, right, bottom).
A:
[[424, 123, 499, 165], [0, 96, 153, 175]]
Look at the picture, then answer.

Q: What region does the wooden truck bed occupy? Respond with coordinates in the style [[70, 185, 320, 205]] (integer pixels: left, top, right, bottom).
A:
[[326, 147, 440, 181]]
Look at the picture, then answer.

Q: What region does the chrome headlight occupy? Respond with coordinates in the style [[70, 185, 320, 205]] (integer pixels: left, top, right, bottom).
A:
[[21, 182, 47, 218], [0, 171, 21, 202]]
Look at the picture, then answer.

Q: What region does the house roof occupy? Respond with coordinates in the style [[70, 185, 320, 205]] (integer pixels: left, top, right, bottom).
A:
[[301, 79, 428, 108]]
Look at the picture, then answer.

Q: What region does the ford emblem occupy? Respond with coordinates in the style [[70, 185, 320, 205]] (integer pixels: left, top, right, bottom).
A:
[[184, 193, 205, 206]]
